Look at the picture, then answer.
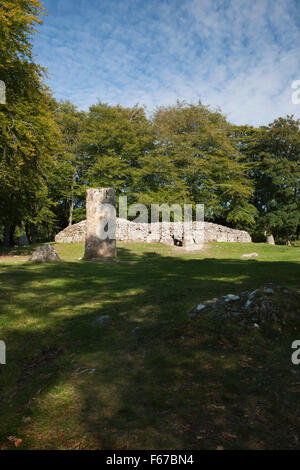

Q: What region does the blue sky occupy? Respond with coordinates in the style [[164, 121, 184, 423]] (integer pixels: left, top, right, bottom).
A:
[[33, 0, 300, 126]]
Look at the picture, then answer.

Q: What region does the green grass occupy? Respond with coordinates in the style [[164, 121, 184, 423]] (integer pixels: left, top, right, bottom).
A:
[[0, 241, 299, 449]]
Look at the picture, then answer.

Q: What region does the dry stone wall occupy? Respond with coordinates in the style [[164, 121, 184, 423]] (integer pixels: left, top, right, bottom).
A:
[[55, 218, 251, 244]]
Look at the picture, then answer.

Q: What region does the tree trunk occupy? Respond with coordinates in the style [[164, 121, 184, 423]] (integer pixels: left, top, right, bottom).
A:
[[68, 171, 76, 226], [9, 224, 15, 245], [68, 193, 74, 226], [3, 226, 10, 247], [25, 222, 31, 244], [3, 223, 11, 246]]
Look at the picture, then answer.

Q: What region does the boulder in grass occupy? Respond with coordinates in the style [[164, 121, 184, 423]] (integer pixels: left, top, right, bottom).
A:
[[241, 252, 259, 258], [188, 285, 300, 329], [92, 315, 110, 326], [29, 244, 61, 262]]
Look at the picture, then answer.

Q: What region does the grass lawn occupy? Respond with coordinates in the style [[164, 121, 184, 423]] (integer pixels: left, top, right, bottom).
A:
[[0, 241, 299, 450]]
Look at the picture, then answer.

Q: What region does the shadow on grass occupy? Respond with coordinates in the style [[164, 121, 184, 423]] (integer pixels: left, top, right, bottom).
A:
[[0, 244, 39, 257], [0, 247, 299, 449]]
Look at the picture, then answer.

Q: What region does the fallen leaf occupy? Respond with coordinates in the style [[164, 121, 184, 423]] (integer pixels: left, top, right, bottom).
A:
[[14, 438, 22, 447]]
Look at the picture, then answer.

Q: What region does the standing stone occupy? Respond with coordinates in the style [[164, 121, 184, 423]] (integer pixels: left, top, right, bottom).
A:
[[266, 234, 275, 245], [19, 234, 29, 246], [84, 188, 117, 260]]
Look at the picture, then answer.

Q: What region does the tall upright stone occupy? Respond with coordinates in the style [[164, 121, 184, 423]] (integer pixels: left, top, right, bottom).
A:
[[266, 234, 275, 245], [84, 188, 117, 260]]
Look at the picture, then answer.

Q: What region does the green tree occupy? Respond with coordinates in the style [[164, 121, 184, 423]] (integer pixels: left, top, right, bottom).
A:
[[0, 0, 59, 244], [49, 100, 87, 229], [237, 116, 300, 243], [80, 102, 154, 206], [137, 102, 256, 226]]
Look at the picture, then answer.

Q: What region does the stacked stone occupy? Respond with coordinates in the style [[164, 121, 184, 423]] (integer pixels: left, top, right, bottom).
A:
[[55, 219, 252, 245], [127, 221, 149, 242], [55, 219, 87, 243], [147, 222, 161, 243]]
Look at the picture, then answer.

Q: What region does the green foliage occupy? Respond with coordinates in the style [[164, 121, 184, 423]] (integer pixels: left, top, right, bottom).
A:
[[137, 102, 256, 226], [0, 0, 59, 244], [0, 2, 298, 243], [237, 116, 300, 242], [47, 101, 87, 230], [80, 102, 154, 201]]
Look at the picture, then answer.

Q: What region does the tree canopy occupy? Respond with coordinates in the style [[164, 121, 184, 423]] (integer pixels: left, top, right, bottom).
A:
[[0, 2, 299, 245], [0, 0, 59, 244]]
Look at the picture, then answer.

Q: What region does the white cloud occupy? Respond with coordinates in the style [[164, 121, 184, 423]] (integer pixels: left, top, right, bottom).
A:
[[33, 0, 300, 125]]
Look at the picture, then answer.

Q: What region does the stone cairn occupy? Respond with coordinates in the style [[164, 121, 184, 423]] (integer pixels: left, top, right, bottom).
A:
[[83, 188, 117, 260], [56, 219, 252, 246], [55, 187, 252, 248]]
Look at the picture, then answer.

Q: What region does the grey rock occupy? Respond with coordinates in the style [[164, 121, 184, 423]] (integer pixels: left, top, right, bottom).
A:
[[55, 218, 252, 245], [224, 294, 240, 302], [132, 326, 140, 333], [230, 304, 241, 312], [248, 289, 258, 300], [55, 219, 87, 244], [19, 234, 29, 246], [212, 300, 225, 311], [263, 288, 274, 294], [241, 252, 259, 258], [244, 299, 252, 309], [196, 303, 206, 312], [219, 313, 231, 319], [92, 315, 110, 326], [188, 311, 198, 319], [204, 298, 219, 305], [266, 234, 275, 245], [77, 368, 96, 375], [29, 244, 61, 262]]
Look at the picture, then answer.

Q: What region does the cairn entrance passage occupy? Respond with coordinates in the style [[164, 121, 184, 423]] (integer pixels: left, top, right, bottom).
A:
[[84, 188, 117, 260]]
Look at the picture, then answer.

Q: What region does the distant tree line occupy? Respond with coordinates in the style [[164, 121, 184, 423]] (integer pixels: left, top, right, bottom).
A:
[[1, 0, 299, 246]]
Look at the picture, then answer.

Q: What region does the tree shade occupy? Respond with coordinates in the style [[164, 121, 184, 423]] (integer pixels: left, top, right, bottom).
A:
[[0, 2, 299, 245]]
